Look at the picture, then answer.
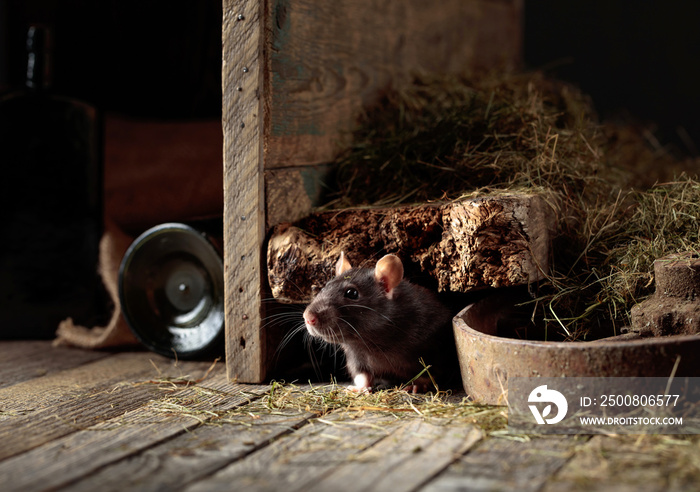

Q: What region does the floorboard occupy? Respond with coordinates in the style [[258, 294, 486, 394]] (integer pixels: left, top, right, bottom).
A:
[[183, 412, 406, 492], [0, 341, 110, 389], [1, 371, 269, 492], [0, 352, 218, 461], [1, 341, 699, 492], [57, 410, 312, 492], [304, 419, 482, 492], [420, 435, 585, 492], [540, 435, 700, 492]]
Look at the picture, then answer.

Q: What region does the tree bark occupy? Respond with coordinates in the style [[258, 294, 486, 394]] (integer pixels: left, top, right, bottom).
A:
[[267, 193, 555, 303]]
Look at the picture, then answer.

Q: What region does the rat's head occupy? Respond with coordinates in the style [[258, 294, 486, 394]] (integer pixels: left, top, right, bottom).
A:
[[302, 252, 404, 345]]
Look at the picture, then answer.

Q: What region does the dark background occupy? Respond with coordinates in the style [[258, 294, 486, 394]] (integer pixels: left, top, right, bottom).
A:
[[525, 0, 700, 157], [1, 0, 699, 155], [0, 0, 222, 118]]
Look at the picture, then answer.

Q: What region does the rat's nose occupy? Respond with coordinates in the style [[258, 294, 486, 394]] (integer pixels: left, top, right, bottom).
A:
[[303, 309, 317, 327]]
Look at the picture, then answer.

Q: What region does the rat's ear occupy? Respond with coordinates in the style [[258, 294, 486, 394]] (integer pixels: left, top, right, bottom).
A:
[[335, 251, 353, 276], [374, 254, 404, 299]]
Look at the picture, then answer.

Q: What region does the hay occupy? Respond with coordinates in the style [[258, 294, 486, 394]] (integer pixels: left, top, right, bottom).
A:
[[218, 381, 507, 434], [142, 377, 506, 435], [325, 71, 614, 209], [320, 71, 700, 339]]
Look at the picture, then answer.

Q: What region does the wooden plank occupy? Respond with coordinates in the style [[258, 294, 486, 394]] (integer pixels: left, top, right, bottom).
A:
[[224, 0, 523, 383], [304, 420, 482, 492], [540, 435, 699, 492], [419, 435, 585, 492], [264, 166, 329, 229], [182, 412, 407, 492], [0, 352, 218, 460], [55, 410, 311, 492], [0, 372, 272, 492], [264, 0, 523, 169], [223, 0, 268, 383], [0, 341, 109, 389]]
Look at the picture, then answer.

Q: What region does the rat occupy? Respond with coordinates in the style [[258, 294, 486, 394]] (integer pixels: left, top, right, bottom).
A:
[[302, 252, 458, 393]]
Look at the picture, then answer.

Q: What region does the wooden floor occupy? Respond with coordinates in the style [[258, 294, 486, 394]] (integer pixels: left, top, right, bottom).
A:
[[1, 341, 699, 491]]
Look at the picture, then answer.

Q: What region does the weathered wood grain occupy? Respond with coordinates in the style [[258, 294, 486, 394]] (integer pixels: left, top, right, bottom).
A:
[[224, 0, 523, 383], [182, 412, 406, 492], [2, 345, 699, 492], [0, 341, 109, 389], [540, 435, 700, 492], [267, 193, 554, 303], [223, 0, 269, 383], [305, 419, 482, 492], [264, 166, 329, 229], [1, 370, 271, 492], [56, 410, 311, 492], [264, 0, 523, 169], [420, 435, 585, 492], [0, 352, 218, 460]]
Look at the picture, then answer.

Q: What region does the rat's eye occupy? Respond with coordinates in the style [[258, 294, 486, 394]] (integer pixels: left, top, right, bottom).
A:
[[344, 288, 359, 300]]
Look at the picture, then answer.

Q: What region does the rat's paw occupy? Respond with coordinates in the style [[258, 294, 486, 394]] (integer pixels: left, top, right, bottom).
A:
[[347, 373, 372, 393], [347, 385, 371, 394], [401, 377, 433, 394], [403, 384, 420, 394]]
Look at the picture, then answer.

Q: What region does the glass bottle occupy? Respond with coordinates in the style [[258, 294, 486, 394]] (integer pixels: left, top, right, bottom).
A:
[[0, 25, 103, 339]]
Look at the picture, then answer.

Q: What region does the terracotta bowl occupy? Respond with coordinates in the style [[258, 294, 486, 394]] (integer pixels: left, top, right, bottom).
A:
[[453, 292, 700, 405]]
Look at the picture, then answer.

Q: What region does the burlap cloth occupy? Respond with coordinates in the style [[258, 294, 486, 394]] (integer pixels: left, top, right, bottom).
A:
[[53, 116, 223, 349], [53, 219, 139, 348]]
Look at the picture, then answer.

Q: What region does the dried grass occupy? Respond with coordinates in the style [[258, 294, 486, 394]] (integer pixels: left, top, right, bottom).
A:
[[140, 376, 506, 434], [256, 381, 505, 430], [321, 70, 700, 339], [129, 375, 700, 475]]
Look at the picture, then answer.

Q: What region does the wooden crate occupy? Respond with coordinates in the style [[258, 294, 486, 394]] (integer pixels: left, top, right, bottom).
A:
[[223, 0, 523, 382]]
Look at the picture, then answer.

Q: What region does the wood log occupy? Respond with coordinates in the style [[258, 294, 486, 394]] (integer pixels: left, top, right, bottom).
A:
[[267, 193, 555, 303]]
